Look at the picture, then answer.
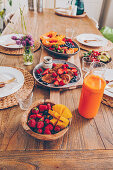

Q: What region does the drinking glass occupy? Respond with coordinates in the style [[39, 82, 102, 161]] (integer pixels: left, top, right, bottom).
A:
[[82, 57, 92, 73], [15, 90, 33, 110], [78, 62, 106, 119], [66, 28, 74, 39]]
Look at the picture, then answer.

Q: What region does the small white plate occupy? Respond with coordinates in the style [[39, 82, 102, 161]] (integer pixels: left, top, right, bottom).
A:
[[0, 67, 24, 98], [76, 34, 108, 47], [104, 69, 113, 98], [0, 34, 23, 49]]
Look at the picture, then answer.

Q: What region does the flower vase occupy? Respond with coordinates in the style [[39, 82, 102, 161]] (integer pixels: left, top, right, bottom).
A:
[[23, 47, 33, 65]]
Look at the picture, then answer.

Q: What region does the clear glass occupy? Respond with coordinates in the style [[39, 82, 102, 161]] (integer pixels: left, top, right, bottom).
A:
[[78, 62, 107, 119], [66, 27, 74, 39], [23, 47, 33, 65], [82, 57, 92, 73], [15, 91, 33, 110]]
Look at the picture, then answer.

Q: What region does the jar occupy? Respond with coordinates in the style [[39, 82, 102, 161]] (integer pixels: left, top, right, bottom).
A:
[[42, 56, 53, 69]]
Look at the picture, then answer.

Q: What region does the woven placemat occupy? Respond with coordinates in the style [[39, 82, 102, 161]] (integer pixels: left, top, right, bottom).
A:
[[102, 94, 113, 108], [0, 68, 34, 109], [74, 39, 113, 52], [0, 41, 41, 55]]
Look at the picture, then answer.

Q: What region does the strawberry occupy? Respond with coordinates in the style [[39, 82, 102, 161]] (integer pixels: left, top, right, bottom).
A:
[[54, 77, 58, 81], [28, 119, 36, 128], [63, 38, 66, 42], [29, 114, 37, 119], [45, 124, 53, 131], [53, 63, 56, 67], [63, 69, 68, 74], [39, 68, 43, 73], [44, 129, 51, 134], [59, 80, 65, 86], [42, 69, 50, 76], [65, 64, 69, 68], [57, 69, 64, 75], [36, 70, 40, 74], [45, 119, 50, 125], [74, 72, 78, 76], [37, 121, 44, 129], [52, 72, 57, 77], [47, 103, 51, 110], [39, 105, 48, 112], [62, 64, 66, 69], [54, 81, 59, 86], [54, 125, 61, 132], [36, 113, 42, 119], [37, 128, 43, 134], [32, 107, 39, 114], [39, 112, 43, 116]]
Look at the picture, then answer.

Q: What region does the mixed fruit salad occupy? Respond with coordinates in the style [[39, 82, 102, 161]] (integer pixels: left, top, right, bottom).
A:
[[40, 31, 78, 54], [83, 50, 111, 63], [35, 62, 79, 87], [27, 103, 72, 134]]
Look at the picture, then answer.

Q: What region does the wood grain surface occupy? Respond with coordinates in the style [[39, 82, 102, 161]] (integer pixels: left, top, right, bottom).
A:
[[0, 9, 113, 169]]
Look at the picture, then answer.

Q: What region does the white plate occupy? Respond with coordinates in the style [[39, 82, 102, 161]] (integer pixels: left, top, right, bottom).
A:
[[0, 67, 24, 98], [104, 69, 113, 98], [76, 34, 108, 47], [0, 34, 23, 49]]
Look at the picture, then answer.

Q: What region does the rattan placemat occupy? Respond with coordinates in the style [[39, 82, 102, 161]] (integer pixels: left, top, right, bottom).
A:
[[102, 94, 113, 108], [0, 41, 41, 55], [0, 67, 34, 109], [74, 39, 113, 52]]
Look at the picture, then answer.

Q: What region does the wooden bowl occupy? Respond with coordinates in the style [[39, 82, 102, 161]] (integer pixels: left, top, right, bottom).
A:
[[21, 99, 71, 141]]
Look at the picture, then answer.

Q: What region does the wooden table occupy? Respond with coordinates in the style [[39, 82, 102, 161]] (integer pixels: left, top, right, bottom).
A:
[[0, 9, 113, 169]]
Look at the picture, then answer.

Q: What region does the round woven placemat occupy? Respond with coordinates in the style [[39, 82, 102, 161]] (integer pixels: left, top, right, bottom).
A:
[[102, 94, 113, 108], [74, 39, 113, 52], [0, 41, 41, 55], [0, 68, 34, 109]]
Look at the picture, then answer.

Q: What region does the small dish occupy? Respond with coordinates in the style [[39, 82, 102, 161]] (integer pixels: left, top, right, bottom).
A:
[[21, 99, 71, 141], [43, 56, 53, 69]]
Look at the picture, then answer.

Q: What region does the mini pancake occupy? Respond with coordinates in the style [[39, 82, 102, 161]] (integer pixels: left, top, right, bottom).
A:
[[60, 74, 71, 84], [42, 74, 54, 84]]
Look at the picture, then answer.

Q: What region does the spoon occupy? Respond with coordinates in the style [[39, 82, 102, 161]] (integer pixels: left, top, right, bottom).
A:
[[0, 78, 16, 88]]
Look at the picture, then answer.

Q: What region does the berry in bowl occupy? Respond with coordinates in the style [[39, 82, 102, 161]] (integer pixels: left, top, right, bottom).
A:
[[21, 100, 72, 141]]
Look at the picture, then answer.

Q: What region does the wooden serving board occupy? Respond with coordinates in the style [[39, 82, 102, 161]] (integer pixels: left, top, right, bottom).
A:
[[55, 9, 87, 18], [39, 47, 83, 104]]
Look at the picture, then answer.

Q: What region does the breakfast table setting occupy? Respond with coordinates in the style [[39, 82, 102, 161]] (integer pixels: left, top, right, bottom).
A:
[[0, 8, 113, 169]]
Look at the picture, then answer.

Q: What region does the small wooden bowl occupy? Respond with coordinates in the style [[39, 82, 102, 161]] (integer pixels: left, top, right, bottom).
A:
[[21, 99, 71, 141]]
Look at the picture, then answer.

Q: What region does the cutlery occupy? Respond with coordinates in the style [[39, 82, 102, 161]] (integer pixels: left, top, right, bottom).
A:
[[84, 39, 101, 43], [0, 77, 16, 88]]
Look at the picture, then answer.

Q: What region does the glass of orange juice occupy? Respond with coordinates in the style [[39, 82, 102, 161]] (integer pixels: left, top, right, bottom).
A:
[[78, 62, 106, 119]]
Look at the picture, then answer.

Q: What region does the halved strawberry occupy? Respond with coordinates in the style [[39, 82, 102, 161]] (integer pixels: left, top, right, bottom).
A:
[[39, 68, 43, 73], [59, 80, 65, 86], [57, 69, 64, 75], [53, 63, 56, 67], [72, 68, 77, 73], [63, 68, 68, 74], [42, 69, 50, 76], [54, 81, 59, 86], [74, 72, 78, 76], [36, 70, 40, 74], [52, 72, 57, 77]]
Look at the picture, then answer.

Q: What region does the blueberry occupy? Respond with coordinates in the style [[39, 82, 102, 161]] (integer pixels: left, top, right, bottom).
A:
[[70, 80, 73, 83], [36, 75, 41, 79], [39, 78, 43, 82], [49, 116, 53, 120], [43, 110, 48, 115], [43, 82, 48, 85]]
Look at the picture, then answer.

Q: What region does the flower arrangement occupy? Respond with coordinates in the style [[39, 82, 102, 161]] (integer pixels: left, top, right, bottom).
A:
[[12, 34, 34, 65]]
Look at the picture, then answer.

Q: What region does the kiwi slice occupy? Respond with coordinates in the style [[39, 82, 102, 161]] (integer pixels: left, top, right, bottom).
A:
[[98, 55, 109, 63]]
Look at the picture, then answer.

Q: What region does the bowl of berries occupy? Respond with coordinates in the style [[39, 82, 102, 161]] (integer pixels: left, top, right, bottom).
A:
[[21, 100, 72, 141], [40, 31, 79, 58]]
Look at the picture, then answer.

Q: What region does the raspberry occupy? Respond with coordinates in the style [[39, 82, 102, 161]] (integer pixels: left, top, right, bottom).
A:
[[29, 114, 37, 119], [28, 119, 36, 128], [36, 113, 42, 119], [53, 63, 56, 67], [37, 128, 43, 134], [37, 121, 44, 129], [32, 107, 39, 114], [45, 119, 50, 125], [39, 68, 43, 73], [36, 70, 40, 74], [54, 126, 61, 132], [44, 129, 51, 134], [52, 72, 57, 77], [45, 124, 53, 131], [54, 77, 58, 81], [39, 105, 47, 112], [47, 103, 51, 110]]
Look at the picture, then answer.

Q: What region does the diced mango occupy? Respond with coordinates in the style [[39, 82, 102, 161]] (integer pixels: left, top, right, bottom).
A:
[[50, 118, 58, 126]]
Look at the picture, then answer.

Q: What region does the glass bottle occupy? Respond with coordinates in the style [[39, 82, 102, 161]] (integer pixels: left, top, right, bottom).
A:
[[75, 0, 84, 15]]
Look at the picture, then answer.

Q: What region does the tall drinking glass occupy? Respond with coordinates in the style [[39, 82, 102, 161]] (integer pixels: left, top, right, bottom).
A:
[[78, 62, 106, 119]]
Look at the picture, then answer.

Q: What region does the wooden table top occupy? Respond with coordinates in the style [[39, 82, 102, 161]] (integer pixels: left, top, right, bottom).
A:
[[0, 9, 113, 169]]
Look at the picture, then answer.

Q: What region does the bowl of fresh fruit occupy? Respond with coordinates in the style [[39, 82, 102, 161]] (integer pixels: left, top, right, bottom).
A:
[[21, 100, 72, 141], [83, 50, 111, 63], [40, 31, 79, 58]]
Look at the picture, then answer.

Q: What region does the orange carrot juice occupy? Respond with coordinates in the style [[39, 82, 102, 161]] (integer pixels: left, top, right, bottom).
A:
[[78, 74, 106, 119]]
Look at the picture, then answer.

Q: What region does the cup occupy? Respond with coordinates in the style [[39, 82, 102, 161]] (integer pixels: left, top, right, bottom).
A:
[[78, 62, 106, 119], [82, 57, 92, 73], [66, 28, 74, 39], [43, 56, 53, 69], [15, 91, 33, 110]]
